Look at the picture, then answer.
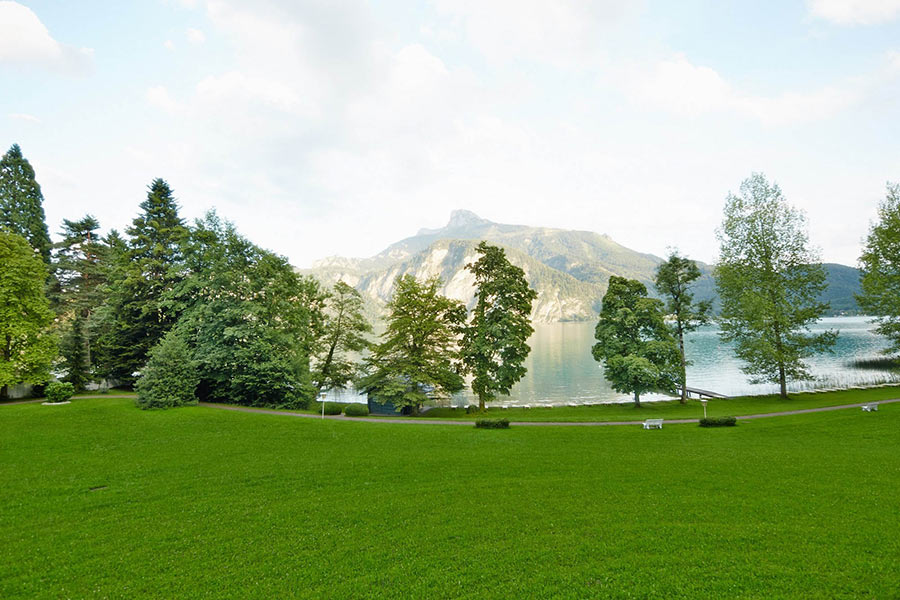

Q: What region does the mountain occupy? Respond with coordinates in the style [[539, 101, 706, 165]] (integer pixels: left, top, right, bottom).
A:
[[305, 210, 861, 323]]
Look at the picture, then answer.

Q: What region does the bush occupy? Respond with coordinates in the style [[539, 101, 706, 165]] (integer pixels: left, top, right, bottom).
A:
[[45, 382, 75, 404], [699, 416, 737, 427], [466, 405, 482, 414], [318, 402, 344, 415], [475, 418, 510, 429], [343, 403, 369, 417], [135, 332, 199, 410]]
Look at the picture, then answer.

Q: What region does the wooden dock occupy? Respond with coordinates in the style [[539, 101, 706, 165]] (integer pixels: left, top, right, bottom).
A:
[[678, 386, 729, 399]]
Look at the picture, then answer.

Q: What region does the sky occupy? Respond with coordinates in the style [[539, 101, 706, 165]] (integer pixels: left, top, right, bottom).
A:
[[1, 0, 898, 268]]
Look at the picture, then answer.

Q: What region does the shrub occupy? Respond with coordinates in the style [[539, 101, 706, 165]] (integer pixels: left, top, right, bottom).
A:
[[699, 416, 737, 427], [466, 404, 482, 414], [45, 382, 75, 404], [475, 418, 510, 429], [343, 403, 369, 417], [318, 402, 344, 415], [135, 332, 199, 410]]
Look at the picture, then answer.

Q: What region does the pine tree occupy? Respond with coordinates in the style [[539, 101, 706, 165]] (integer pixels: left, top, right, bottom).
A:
[[0, 144, 52, 264]]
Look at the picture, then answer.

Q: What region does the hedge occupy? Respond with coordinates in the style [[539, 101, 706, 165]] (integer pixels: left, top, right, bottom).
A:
[[343, 404, 369, 417], [699, 416, 737, 427], [475, 418, 510, 429]]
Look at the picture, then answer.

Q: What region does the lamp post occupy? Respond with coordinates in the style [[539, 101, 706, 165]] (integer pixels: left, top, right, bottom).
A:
[[700, 398, 708, 419], [319, 390, 327, 419]]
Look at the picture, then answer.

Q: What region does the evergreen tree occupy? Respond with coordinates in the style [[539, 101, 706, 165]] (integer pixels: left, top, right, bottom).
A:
[[461, 242, 537, 411], [0, 232, 56, 400], [858, 182, 900, 353], [60, 313, 89, 391], [0, 144, 52, 264], [715, 173, 836, 398], [654, 251, 711, 403], [313, 280, 372, 394], [135, 330, 199, 409], [359, 276, 466, 414], [96, 179, 189, 385], [592, 276, 679, 407]]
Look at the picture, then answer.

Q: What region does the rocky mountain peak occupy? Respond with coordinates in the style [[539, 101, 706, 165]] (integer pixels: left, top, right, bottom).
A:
[[417, 209, 493, 236]]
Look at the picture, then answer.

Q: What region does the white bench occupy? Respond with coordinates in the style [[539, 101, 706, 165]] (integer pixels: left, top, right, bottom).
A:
[[643, 418, 663, 429], [861, 403, 879, 412]]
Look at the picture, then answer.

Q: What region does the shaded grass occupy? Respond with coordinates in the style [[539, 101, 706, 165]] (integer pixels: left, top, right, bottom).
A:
[[1, 398, 898, 598]]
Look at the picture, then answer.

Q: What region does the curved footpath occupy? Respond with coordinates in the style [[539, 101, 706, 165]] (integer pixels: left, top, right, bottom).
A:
[[197, 398, 900, 426], [4, 396, 897, 425]]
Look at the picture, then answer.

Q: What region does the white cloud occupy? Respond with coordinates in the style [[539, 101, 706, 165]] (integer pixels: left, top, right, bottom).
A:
[[186, 27, 206, 44], [807, 0, 900, 25], [622, 53, 861, 125], [164, 39, 175, 50], [0, 1, 93, 73], [146, 85, 181, 112], [7, 112, 41, 123]]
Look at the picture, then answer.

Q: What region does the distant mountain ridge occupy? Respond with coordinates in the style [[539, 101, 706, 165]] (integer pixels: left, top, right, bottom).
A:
[[306, 210, 861, 323]]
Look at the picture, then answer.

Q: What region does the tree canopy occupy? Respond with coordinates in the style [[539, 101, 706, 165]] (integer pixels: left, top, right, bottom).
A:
[[858, 182, 900, 353], [592, 276, 679, 407], [654, 251, 711, 403], [461, 241, 537, 411], [359, 275, 465, 414], [0, 231, 56, 399], [715, 173, 836, 398], [313, 280, 372, 394], [0, 144, 52, 264]]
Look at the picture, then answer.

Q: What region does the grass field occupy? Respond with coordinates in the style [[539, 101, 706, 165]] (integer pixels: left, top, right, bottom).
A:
[[2, 396, 899, 598]]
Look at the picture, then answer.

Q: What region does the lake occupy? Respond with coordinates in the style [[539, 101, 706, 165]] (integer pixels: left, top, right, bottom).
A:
[[325, 316, 899, 406]]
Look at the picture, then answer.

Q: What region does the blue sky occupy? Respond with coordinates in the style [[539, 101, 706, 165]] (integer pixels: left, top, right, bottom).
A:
[[2, 0, 898, 267]]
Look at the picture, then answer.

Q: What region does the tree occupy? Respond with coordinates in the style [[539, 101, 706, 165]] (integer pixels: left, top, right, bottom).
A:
[[0, 232, 57, 400], [715, 173, 836, 398], [174, 213, 319, 408], [654, 251, 711, 403], [60, 313, 89, 391], [313, 280, 372, 394], [858, 182, 900, 353], [135, 331, 199, 409], [0, 144, 52, 264], [461, 241, 537, 411], [359, 276, 466, 414], [592, 276, 679, 407], [96, 179, 189, 385]]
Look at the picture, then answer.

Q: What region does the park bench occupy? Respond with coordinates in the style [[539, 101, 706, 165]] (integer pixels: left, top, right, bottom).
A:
[[861, 403, 878, 412], [643, 418, 663, 430]]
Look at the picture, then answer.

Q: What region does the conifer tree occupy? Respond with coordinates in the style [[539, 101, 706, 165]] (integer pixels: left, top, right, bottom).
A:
[[0, 144, 52, 264]]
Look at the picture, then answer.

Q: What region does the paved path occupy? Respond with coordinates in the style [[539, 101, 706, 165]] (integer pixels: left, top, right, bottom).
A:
[[198, 398, 900, 427], [0, 394, 134, 406]]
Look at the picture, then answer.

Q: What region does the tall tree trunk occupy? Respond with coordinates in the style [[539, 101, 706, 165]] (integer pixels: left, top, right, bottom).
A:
[[633, 391, 641, 408], [479, 395, 485, 412], [779, 365, 787, 399]]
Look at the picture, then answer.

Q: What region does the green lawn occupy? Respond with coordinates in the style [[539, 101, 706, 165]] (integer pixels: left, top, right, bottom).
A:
[[1, 397, 898, 598]]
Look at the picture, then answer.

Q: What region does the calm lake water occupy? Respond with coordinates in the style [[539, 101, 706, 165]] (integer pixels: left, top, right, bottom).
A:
[[326, 316, 898, 406]]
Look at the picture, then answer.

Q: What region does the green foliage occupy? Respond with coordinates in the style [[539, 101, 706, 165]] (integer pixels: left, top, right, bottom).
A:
[[858, 182, 900, 352], [465, 404, 481, 414], [174, 213, 318, 409], [592, 276, 679, 407], [44, 381, 75, 404], [474, 418, 510, 429], [0, 232, 57, 400], [135, 332, 199, 410], [654, 251, 711, 403], [359, 275, 466, 414], [343, 403, 369, 416], [313, 280, 372, 393], [699, 416, 737, 427], [0, 144, 52, 264], [60, 314, 89, 391], [716, 173, 837, 398], [461, 242, 537, 410], [95, 179, 189, 385], [317, 402, 344, 415]]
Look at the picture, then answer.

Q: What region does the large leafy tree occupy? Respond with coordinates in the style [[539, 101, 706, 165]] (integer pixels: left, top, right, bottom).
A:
[[359, 275, 466, 414], [0, 144, 52, 264], [592, 276, 679, 407], [858, 182, 900, 353], [313, 280, 372, 394], [96, 179, 189, 384], [174, 214, 320, 408], [715, 173, 836, 398], [0, 232, 57, 400], [461, 241, 537, 411], [654, 251, 711, 403]]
